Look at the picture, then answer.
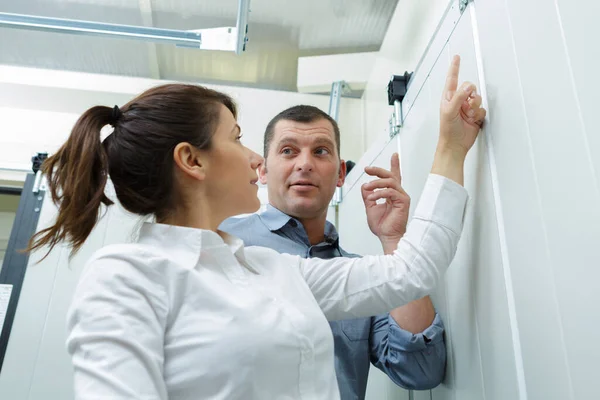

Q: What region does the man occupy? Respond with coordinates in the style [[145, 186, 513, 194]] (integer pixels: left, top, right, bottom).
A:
[[220, 105, 445, 399]]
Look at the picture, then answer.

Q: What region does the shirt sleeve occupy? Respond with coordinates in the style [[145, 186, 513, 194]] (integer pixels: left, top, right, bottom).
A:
[[65, 252, 169, 400], [369, 313, 446, 390], [297, 174, 468, 321]]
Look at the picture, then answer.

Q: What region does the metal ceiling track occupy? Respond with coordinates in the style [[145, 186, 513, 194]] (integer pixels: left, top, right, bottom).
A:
[[0, 0, 251, 54]]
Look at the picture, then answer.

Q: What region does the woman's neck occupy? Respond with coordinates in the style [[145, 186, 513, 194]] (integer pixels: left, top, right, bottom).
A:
[[159, 202, 222, 232]]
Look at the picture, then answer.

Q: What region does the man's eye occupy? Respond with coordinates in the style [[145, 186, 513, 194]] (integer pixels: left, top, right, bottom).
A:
[[281, 148, 293, 155], [315, 148, 330, 155]]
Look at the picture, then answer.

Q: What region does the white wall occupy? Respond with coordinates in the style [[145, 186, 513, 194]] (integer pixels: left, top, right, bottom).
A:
[[475, 0, 600, 398], [297, 52, 378, 93], [346, 0, 600, 399]]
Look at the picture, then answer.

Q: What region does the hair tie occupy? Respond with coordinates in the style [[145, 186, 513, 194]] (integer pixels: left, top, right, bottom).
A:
[[110, 105, 122, 126]]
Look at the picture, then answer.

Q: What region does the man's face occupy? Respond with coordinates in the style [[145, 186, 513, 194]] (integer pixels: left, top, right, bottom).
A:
[[260, 118, 346, 220]]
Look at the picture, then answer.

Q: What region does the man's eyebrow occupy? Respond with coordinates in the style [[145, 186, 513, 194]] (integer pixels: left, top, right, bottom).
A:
[[275, 136, 299, 146], [310, 137, 336, 146], [276, 136, 335, 146]]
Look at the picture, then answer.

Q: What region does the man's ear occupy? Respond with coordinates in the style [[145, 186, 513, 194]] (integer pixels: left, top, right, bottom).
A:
[[336, 159, 347, 188], [173, 142, 206, 181], [258, 161, 268, 185]]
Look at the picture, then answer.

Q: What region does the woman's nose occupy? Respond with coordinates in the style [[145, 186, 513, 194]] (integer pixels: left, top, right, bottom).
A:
[[250, 150, 264, 170]]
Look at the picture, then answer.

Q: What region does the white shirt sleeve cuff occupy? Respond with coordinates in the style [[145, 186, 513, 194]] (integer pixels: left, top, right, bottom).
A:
[[412, 174, 469, 235]]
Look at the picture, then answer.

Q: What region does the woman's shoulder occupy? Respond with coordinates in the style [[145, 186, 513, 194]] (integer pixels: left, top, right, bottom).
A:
[[89, 242, 173, 266], [80, 242, 182, 286], [69, 243, 172, 324]]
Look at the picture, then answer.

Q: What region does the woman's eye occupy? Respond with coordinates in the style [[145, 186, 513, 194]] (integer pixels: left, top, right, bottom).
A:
[[236, 134, 243, 141]]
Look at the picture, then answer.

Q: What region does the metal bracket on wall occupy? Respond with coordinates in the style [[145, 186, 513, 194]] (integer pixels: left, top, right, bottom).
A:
[[328, 81, 351, 207], [459, 0, 470, 13], [31, 152, 47, 194], [328, 81, 351, 122], [387, 71, 413, 138]]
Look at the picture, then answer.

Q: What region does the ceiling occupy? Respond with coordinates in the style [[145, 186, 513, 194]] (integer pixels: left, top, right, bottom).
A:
[[0, 0, 398, 92]]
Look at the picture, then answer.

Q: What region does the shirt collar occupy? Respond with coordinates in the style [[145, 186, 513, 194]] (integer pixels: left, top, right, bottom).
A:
[[260, 204, 295, 231], [260, 204, 339, 242], [137, 222, 250, 271]]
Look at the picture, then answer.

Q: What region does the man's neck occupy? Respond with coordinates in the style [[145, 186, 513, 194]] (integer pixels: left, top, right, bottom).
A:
[[297, 215, 328, 245]]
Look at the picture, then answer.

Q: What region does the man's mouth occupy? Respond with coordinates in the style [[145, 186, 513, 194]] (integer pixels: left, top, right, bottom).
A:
[[290, 180, 317, 187]]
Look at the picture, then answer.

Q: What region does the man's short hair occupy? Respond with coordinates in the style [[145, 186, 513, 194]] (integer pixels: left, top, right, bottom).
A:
[[263, 105, 341, 158]]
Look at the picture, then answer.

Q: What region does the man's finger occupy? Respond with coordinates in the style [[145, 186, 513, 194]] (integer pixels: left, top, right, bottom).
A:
[[367, 188, 404, 204], [361, 184, 377, 208], [364, 166, 395, 180], [362, 178, 404, 194], [443, 55, 461, 101]]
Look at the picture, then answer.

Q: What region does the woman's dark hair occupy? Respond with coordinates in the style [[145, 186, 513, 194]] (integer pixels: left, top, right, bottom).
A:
[[26, 84, 236, 258]]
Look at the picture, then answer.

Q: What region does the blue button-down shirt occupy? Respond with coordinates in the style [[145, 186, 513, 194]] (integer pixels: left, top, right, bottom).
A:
[[220, 205, 446, 400]]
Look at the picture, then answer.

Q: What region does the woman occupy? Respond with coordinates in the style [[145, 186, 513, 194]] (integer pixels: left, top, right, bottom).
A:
[[28, 55, 485, 399]]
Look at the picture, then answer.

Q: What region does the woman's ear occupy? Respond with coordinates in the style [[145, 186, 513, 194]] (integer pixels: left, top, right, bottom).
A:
[[173, 143, 206, 181]]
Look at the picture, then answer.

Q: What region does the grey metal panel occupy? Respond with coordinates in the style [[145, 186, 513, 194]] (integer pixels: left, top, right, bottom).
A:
[[0, 173, 45, 400], [0, 191, 72, 399], [0, 174, 45, 371]]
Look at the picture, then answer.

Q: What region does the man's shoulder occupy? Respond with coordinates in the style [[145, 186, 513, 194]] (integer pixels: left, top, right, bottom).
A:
[[338, 246, 360, 259], [219, 214, 271, 244], [220, 213, 262, 231], [220, 214, 266, 235]]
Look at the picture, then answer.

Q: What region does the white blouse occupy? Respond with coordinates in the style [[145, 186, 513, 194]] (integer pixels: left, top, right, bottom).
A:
[[66, 174, 468, 400]]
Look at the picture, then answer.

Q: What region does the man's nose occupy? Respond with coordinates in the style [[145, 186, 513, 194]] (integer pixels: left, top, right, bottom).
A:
[[295, 151, 314, 172]]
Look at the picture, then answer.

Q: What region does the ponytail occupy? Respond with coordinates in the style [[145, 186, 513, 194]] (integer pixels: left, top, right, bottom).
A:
[[27, 106, 115, 259]]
